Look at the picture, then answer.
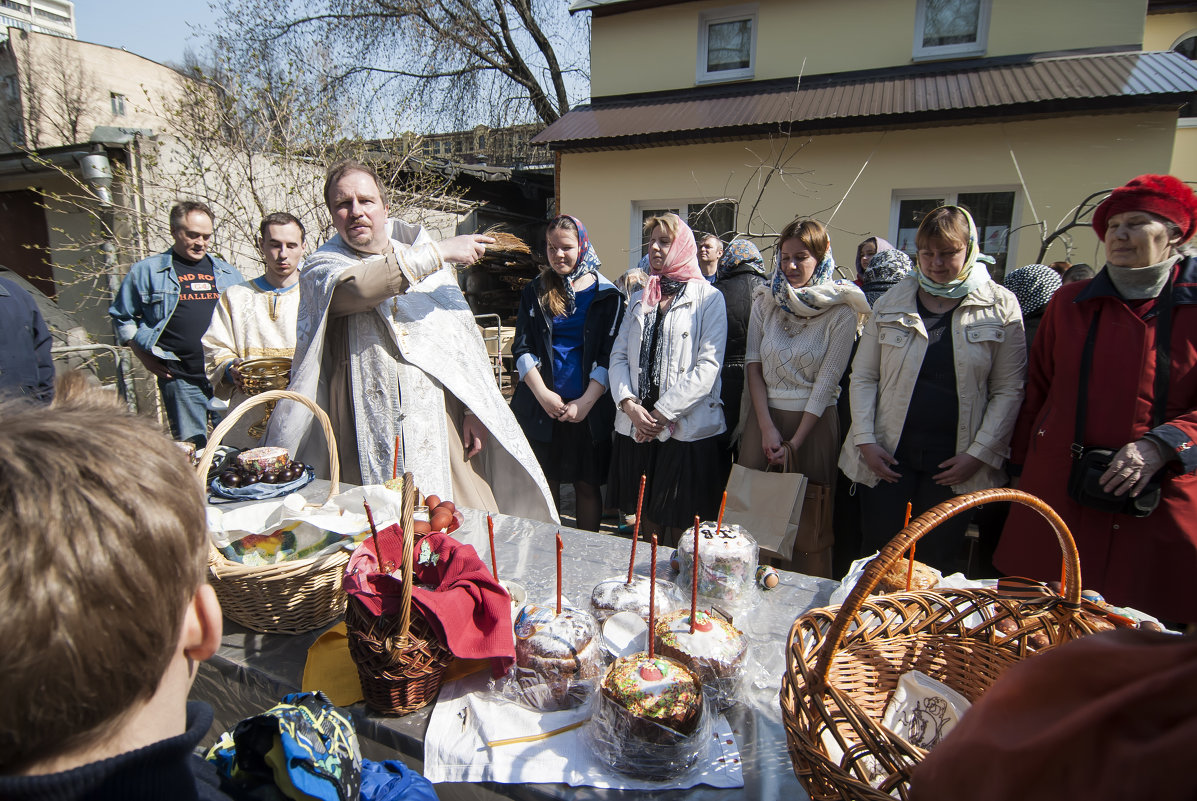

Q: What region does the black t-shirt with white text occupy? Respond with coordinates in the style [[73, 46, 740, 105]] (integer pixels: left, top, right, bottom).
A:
[[156, 251, 220, 382]]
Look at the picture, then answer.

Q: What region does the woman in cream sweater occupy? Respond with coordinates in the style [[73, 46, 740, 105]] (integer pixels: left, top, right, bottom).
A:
[[740, 218, 869, 575]]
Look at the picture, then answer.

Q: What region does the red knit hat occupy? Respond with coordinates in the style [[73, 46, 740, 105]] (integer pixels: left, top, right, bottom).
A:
[[1092, 174, 1197, 242]]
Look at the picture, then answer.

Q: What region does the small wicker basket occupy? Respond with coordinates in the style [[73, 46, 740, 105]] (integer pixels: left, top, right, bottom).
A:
[[780, 488, 1102, 801], [344, 472, 452, 716], [195, 389, 348, 635]]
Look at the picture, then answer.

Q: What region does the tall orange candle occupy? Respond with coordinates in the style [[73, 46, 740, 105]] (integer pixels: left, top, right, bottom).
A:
[[487, 514, 498, 582], [556, 532, 563, 615], [690, 515, 700, 634], [627, 473, 646, 583], [648, 534, 658, 659], [392, 435, 400, 480], [363, 500, 383, 571], [716, 490, 727, 532], [904, 502, 915, 592]]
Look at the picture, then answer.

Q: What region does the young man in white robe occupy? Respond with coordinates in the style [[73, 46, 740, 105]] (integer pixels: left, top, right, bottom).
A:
[[202, 212, 306, 448], [266, 160, 556, 522]]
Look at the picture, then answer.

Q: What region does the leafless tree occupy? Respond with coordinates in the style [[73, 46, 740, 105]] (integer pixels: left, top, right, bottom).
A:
[[7, 32, 44, 149], [42, 37, 98, 145], [212, 0, 590, 129]]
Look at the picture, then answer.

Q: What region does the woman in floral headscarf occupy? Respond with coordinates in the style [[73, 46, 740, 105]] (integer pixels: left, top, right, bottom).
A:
[[861, 248, 915, 307], [840, 206, 1026, 572], [511, 215, 624, 531], [740, 218, 870, 575], [1002, 263, 1061, 351], [608, 213, 728, 545]]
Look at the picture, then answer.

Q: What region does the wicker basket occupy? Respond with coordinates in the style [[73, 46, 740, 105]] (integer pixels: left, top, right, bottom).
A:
[[345, 471, 452, 716], [195, 389, 348, 635], [780, 488, 1103, 801]]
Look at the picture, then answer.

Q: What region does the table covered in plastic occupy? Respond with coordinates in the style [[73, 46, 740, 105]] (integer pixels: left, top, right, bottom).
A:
[[192, 481, 838, 801]]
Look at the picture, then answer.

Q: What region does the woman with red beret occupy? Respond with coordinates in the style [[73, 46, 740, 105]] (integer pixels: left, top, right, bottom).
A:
[[996, 174, 1197, 624]]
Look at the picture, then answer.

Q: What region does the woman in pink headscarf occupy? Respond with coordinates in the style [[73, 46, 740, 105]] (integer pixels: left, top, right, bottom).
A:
[[608, 213, 729, 545]]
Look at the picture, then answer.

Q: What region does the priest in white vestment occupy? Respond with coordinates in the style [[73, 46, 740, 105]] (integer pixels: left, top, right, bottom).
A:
[[202, 212, 306, 448], [266, 160, 556, 523]]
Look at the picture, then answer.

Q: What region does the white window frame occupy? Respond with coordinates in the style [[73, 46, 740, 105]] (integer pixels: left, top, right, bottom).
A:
[[630, 200, 684, 270], [696, 4, 758, 85], [1172, 28, 1197, 128], [110, 92, 127, 117], [912, 0, 991, 62], [629, 199, 738, 270], [889, 185, 1021, 261]]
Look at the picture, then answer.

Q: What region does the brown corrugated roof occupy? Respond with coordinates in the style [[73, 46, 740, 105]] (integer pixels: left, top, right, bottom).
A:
[[535, 50, 1197, 149]]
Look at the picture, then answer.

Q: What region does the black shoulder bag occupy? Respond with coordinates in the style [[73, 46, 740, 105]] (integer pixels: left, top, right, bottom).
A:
[[1066, 279, 1172, 517]]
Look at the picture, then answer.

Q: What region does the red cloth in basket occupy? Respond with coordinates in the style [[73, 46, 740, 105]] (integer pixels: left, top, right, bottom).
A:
[[344, 525, 514, 677]]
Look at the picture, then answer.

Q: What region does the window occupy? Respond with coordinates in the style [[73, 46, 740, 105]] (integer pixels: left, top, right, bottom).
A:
[[631, 200, 737, 267], [891, 189, 1017, 282], [913, 0, 990, 61], [7, 117, 24, 146], [1173, 32, 1197, 125], [110, 92, 126, 116], [697, 5, 757, 84], [34, 6, 70, 24], [1, 74, 17, 102]]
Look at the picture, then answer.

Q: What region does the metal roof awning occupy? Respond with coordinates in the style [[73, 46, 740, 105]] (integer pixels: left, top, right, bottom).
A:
[[535, 50, 1197, 150]]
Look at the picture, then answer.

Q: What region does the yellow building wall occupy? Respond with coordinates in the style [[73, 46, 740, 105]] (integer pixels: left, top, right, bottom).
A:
[[1144, 11, 1197, 182], [558, 111, 1177, 276], [591, 0, 1145, 97], [1143, 10, 1197, 49]]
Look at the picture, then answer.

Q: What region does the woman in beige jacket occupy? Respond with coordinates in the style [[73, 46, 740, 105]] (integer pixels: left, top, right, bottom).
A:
[[838, 206, 1026, 572]]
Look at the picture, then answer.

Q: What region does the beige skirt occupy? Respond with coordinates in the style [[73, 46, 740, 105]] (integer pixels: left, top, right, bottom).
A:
[[738, 404, 838, 576], [738, 404, 839, 486]]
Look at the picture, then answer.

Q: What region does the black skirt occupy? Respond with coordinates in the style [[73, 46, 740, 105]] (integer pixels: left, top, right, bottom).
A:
[[607, 432, 722, 529], [529, 418, 612, 485]]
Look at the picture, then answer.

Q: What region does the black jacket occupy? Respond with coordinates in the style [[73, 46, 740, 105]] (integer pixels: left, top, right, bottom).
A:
[[0, 277, 54, 403], [0, 702, 238, 801], [510, 272, 624, 443], [714, 263, 766, 368]]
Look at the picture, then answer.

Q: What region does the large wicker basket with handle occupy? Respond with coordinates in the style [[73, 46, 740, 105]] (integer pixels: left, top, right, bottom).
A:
[[195, 389, 348, 635], [780, 488, 1104, 801], [344, 471, 452, 716]]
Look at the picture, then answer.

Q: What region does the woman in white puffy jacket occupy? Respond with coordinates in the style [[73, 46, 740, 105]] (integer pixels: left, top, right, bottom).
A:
[[608, 213, 728, 545], [839, 206, 1026, 572]]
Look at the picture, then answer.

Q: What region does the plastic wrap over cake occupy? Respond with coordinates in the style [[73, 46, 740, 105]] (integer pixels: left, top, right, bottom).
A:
[[653, 609, 748, 711], [589, 574, 687, 624], [496, 603, 603, 712], [587, 653, 710, 781], [675, 521, 761, 608]]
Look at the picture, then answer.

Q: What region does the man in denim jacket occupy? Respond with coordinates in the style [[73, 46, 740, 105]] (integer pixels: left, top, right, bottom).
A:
[[109, 201, 242, 444]]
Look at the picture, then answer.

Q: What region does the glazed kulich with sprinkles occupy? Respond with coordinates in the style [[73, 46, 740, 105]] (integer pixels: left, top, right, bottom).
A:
[[653, 609, 747, 698], [599, 653, 702, 737], [676, 521, 758, 602]]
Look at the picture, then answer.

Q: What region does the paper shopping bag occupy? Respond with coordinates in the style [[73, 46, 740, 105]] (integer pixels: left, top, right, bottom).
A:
[[722, 462, 807, 560]]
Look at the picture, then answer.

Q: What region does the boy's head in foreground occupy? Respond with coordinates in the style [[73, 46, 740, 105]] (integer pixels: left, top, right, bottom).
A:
[[0, 388, 221, 775]]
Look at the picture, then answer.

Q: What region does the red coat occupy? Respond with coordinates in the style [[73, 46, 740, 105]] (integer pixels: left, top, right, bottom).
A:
[[996, 257, 1197, 622]]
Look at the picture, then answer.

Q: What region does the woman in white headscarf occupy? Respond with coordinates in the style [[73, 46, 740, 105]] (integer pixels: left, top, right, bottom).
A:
[[740, 218, 869, 575], [839, 206, 1026, 573]]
